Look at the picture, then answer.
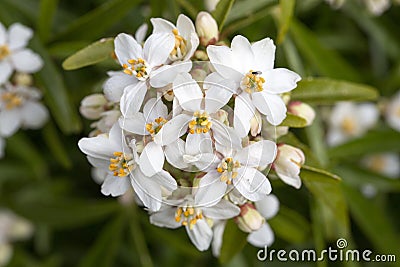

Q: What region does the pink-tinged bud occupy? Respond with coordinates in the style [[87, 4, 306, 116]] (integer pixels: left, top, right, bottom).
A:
[[288, 101, 316, 126], [235, 203, 265, 233], [273, 144, 305, 189], [250, 111, 262, 137], [196, 12, 219, 46], [80, 94, 107, 120]]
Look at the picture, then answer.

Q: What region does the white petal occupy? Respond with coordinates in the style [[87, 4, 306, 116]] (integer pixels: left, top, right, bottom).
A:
[[212, 121, 242, 150], [154, 114, 191, 146], [247, 223, 274, 247], [177, 14, 195, 40], [143, 97, 168, 122], [87, 156, 109, 169], [235, 140, 277, 168], [149, 61, 192, 88], [231, 35, 254, 73], [173, 73, 203, 112], [186, 219, 213, 251], [119, 113, 147, 135], [185, 132, 213, 155], [234, 167, 272, 201], [0, 109, 21, 137], [120, 82, 147, 117], [326, 128, 347, 147], [275, 171, 302, 189], [114, 33, 142, 66], [164, 138, 189, 169], [263, 68, 301, 94], [11, 49, 43, 73], [207, 45, 242, 81], [211, 221, 226, 257], [252, 92, 287, 125], [20, 101, 48, 129], [0, 243, 13, 267], [0, 23, 6, 45], [255, 194, 279, 219], [0, 61, 13, 84], [103, 72, 137, 102], [8, 23, 33, 50], [195, 170, 227, 207], [251, 37, 276, 72], [135, 23, 148, 44], [204, 75, 234, 114], [78, 135, 118, 160], [356, 103, 379, 129], [183, 32, 200, 61], [234, 92, 255, 137], [202, 199, 240, 219], [193, 153, 220, 172], [139, 142, 165, 177], [150, 207, 181, 229], [150, 170, 177, 192], [150, 18, 175, 34], [101, 175, 131, 197], [131, 169, 162, 211], [144, 33, 175, 66]]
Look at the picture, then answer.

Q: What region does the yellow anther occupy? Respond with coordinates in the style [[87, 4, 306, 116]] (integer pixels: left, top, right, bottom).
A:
[[341, 117, 356, 135], [172, 28, 179, 35], [187, 207, 194, 215], [123, 69, 133, 75], [146, 117, 167, 136], [184, 210, 190, 217], [182, 221, 188, 226], [1, 92, 23, 110], [109, 152, 134, 178], [217, 157, 241, 184], [188, 111, 212, 134], [0, 45, 10, 60], [170, 29, 187, 60], [175, 216, 181, 222], [217, 167, 223, 173], [113, 152, 123, 157], [241, 70, 265, 94]]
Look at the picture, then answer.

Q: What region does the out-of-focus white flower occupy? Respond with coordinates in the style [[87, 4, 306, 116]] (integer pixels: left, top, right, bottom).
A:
[[361, 153, 400, 178], [207, 35, 301, 136], [360, 183, 378, 198], [273, 144, 305, 189], [205, 0, 220, 11], [262, 119, 289, 140], [288, 101, 316, 126], [364, 0, 391, 15], [13, 72, 33, 87], [151, 14, 199, 62], [150, 189, 240, 251], [196, 12, 219, 46], [0, 23, 43, 84], [385, 91, 400, 132], [327, 102, 379, 146], [0, 83, 48, 137], [325, 0, 346, 9], [79, 94, 108, 120], [135, 23, 148, 44]]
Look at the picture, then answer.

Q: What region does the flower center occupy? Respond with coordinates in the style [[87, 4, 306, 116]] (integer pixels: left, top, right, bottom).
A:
[[145, 117, 167, 136], [1, 92, 23, 110], [0, 45, 10, 60], [241, 70, 265, 94], [395, 106, 400, 118], [109, 151, 135, 177], [175, 205, 203, 229], [122, 58, 149, 81], [188, 111, 212, 134], [170, 28, 187, 61], [369, 156, 386, 172], [341, 117, 356, 135], [217, 157, 241, 184]]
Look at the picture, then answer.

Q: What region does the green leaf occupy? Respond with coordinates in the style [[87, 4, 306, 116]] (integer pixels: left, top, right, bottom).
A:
[[277, 0, 295, 44], [290, 19, 362, 82], [342, 184, 400, 261], [37, 0, 59, 42], [62, 38, 115, 70], [226, 0, 276, 24], [280, 113, 308, 128], [78, 215, 125, 267], [305, 114, 329, 167], [175, 0, 198, 19], [328, 129, 400, 159], [42, 122, 72, 169], [212, 0, 235, 31], [31, 37, 82, 134], [291, 78, 379, 104], [52, 0, 140, 41], [219, 219, 248, 264], [269, 205, 310, 243]]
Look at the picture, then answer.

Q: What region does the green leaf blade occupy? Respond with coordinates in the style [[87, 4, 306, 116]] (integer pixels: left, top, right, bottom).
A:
[[280, 113, 308, 128], [212, 0, 235, 31]]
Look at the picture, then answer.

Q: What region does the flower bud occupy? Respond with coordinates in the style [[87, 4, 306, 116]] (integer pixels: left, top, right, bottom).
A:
[[288, 101, 316, 126], [191, 67, 208, 83], [13, 73, 33, 86], [213, 109, 229, 125], [194, 50, 209, 60], [250, 111, 262, 136], [80, 94, 108, 120], [235, 203, 265, 233], [273, 144, 305, 189], [196, 12, 219, 46]]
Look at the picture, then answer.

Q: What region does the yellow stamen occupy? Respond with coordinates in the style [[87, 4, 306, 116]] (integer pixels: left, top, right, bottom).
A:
[[0, 45, 10, 60], [241, 70, 265, 94], [1, 92, 23, 110]]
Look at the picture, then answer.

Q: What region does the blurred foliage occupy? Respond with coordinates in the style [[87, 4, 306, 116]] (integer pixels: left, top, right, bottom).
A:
[[0, 0, 399, 266]]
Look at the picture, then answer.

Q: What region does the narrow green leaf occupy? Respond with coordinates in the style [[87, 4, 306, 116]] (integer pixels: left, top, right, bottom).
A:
[[37, 0, 59, 42], [302, 165, 341, 181], [277, 0, 295, 44], [282, 35, 306, 77], [78, 215, 125, 267], [305, 114, 329, 167], [290, 19, 362, 82], [212, 0, 235, 31], [269, 206, 310, 243], [291, 78, 379, 103], [31, 37, 82, 134], [226, 0, 276, 24], [42, 122, 72, 169], [62, 38, 115, 70], [219, 219, 248, 264], [328, 129, 400, 158], [52, 0, 140, 41], [175, 0, 198, 19], [280, 113, 308, 128]]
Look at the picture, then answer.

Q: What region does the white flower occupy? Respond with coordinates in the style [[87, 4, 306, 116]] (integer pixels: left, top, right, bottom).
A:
[[196, 12, 219, 46], [78, 123, 177, 211], [149, 189, 240, 251], [0, 23, 43, 84], [385, 91, 400, 132], [0, 83, 48, 137], [273, 144, 305, 189], [196, 140, 276, 204], [364, 0, 391, 15], [361, 153, 400, 178], [79, 93, 108, 120], [207, 35, 301, 137], [151, 14, 199, 62], [89, 109, 121, 137], [327, 102, 379, 146]]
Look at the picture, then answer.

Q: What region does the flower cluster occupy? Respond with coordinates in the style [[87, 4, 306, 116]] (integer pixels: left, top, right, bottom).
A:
[[325, 0, 400, 15], [78, 12, 311, 253], [0, 22, 48, 158]]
